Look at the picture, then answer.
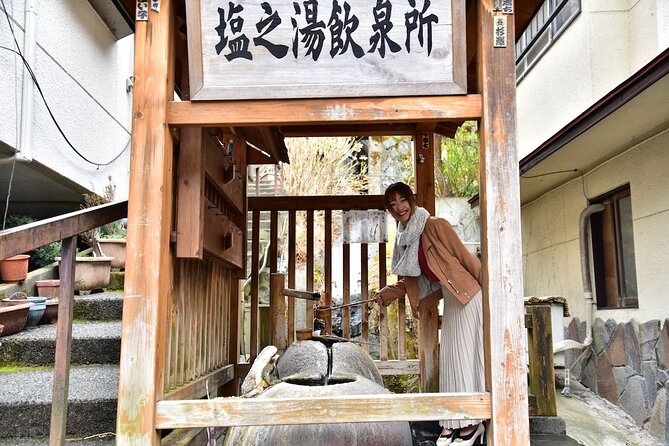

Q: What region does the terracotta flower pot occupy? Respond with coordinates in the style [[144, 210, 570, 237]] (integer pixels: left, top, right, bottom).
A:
[[57, 256, 113, 291], [0, 254, 30, 283], [96, 239, 127, 269], [35, 279, 60, 299]]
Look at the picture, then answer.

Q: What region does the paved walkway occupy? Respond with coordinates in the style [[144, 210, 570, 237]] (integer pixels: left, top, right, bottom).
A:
[[558, 380, 662, 446]]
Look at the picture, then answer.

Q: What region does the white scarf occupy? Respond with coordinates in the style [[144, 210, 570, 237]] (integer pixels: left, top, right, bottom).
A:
[[390, 206, 430, 277]]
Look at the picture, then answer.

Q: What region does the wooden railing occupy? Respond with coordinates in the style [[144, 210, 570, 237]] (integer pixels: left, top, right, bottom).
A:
[[246, 195, 416, 375], [0, 201, 127, 445]]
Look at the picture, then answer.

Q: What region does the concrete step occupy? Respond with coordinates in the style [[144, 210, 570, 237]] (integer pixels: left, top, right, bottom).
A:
[[0, 365, 118, 438], [74, 292, 123, 321], [0, 321, 121, 366]]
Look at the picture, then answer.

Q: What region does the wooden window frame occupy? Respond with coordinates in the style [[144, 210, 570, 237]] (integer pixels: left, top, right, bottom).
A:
[[590, 184, 638, 309]]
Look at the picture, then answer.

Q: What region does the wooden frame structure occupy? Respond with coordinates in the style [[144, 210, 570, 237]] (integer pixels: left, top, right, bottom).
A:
[[116, 0, 531, 444]]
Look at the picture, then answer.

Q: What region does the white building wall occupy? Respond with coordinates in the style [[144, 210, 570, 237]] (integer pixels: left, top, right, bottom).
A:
[[521, 129, 669, 323], [516, 0, 668, 159], [0, 0, 133, 199]]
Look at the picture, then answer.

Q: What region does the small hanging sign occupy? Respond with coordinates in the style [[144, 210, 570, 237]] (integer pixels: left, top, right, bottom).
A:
[[136, 1, 149, 21], [151, 0, 160, 12], [493, 0, 502, 11], [343, 210, 387, 244], [494, 16, 507, 48]]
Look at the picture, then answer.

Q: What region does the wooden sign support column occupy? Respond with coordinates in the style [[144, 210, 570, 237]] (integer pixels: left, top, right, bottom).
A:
[[477, 1, 530, 444], [116, 1, 175, 444], [414, 129, 439, 393]]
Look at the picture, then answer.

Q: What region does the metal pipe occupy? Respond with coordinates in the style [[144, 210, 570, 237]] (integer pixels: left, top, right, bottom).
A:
[[18, 0, 38, 162]]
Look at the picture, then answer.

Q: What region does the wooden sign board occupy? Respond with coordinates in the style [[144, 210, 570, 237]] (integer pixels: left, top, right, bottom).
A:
[[186, 0, 466, 100]]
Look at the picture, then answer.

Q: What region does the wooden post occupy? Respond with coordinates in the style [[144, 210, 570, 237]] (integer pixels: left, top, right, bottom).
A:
[[414, 128, 439, 393], [270, 273, 288, 351], [526, 305, 557, 416], [116, 1, 175, 444], [477, 0, 531, 444], [324, 210, 333, 335], [49, 236, 76, 446], [223, 278, 242, 396]]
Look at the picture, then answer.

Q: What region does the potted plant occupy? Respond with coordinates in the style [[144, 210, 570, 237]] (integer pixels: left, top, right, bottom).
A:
[[96, 218, 127, 269]]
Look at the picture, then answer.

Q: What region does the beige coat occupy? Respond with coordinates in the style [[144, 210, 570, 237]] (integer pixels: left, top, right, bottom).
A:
[[377, 217, 481, 317]]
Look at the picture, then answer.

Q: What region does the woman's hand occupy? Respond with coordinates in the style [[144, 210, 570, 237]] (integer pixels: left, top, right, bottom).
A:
[[373, 292, 385, 306]]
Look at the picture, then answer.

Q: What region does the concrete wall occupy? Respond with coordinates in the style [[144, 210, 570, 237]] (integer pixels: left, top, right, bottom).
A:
[[0, 0, 133, 199], [521, 129, 669, 323], [516, 0, 669, 159]]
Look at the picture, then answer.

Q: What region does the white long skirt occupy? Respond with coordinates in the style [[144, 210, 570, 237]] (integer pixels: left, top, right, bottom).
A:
[[439, 289, 484, 429]]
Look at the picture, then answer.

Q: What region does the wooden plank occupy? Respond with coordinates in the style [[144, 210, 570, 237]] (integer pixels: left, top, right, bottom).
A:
[[306, 210, 314, 331], [398, 297, 406, 361], [176, 128, 204, 259], [526, 305, 557, 417], [49, 236, 76, 446], [250, 211, 260, 361], [156, 392, 492, 429], [414, 130, 436, 215], [248, 195, 385, 212], [227, 277, 241, 395], [0, 201, 127, 260], [167, 96, 482, 127], [342, 242, 350, 340], [374, 359, 421, 376], [270, 210, 278, 273], [281, 123, 418, 137], [379, 243, 388, 361], [361, 243, 369, 352], [324, 210, 332, 335], [162, 365, 235, 401], [116, 1, 175, 443], [287, 211, 296, 344], [270, 273, 288, 351], [477, 1, 530, 444], [418, 296, 440, 393], [281, 289, 320, 300]]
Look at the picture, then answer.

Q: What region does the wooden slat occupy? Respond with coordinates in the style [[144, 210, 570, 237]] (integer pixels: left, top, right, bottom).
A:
[[342, 242, 350, 340], [270, 273, 288, 351], [418, 296, 440, 393], [270, 210, 278, 273], [526, 305, 557, 416], [167, 96, 483, 127], [306, 210, 314, 330], [324, 210, 332, 335], [287, 211, 296, 344], [281, 123, 418, 137], [281, 289, 320, 300], [478, 1, 530, 444], [361, 243, 369, 352], [248, 195, 385, 211], [379, 243, 388, 361], [176, 128, 204, 259], [156, 392, 491, 428], [162, 365, 235, 401], [398, 297, 406, 361], [250, 211, 260, 361], [116, 1, 175, 443], [49, 236, 76, 446], [0, 201, 127, 260], [374, 359, 420, 376]]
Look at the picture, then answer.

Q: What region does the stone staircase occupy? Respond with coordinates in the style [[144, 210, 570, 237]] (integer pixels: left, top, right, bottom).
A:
[[0, 292, 123, 444]]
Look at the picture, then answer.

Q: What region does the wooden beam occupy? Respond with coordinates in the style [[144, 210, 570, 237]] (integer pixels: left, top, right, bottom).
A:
[[116, 1, 175, 444], [477, 1, 530, 445], [167, 96, 483, 127], [281, 123, 418, 137], [49, 236, 76, 446], [0, 201, 127, 260], [248, 195, 385, 211], [270, 273, 288, 351], [162, 365, 235, 401], [156, 392, 492, 428], [374, 359, 421, 376], [526, 305, 557, 417]]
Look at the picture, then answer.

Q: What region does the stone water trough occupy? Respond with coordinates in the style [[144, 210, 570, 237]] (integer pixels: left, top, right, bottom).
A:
[[224, 339, 412, 445]]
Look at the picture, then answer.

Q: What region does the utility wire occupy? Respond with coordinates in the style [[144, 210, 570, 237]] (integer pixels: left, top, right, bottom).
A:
[[521, 168, 588, 200], [0, 1, 129, 168]]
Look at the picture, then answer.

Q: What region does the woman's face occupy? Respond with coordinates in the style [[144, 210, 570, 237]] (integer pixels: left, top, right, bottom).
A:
[[388, 192, 412, 225]]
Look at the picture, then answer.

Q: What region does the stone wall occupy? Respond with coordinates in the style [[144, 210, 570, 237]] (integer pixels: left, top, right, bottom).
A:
[[566, 317, 669, 444]]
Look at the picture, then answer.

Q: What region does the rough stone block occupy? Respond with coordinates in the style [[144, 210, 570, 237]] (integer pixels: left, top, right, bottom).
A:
[[640, 320, 661, 361], [645, 387, 667, 443], [605, 323, 627, 367], [581, 349, 597, 393], [619, 375, 650, 427], [613, 365, 638, 398], [642, 361, 662, 410], [567, 318, 582, 342], [277, 340, 328, 380], [625, 322, 642, 373], [597, 352, 618, 404], [332, 342, 383, 386], [656, 320, 669, 370], [592, 318, 610, 355], [658, 369, 669, 386], [605, 318, 618, 336]]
